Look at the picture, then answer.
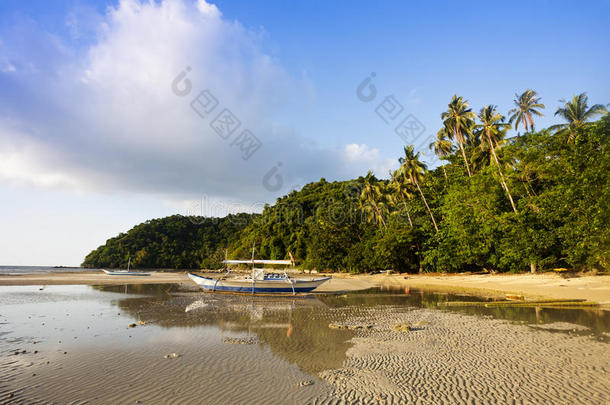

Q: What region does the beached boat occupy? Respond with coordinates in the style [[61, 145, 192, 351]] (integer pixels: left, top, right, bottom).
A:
[[102, 258, 151, 276], [187, 255, 330, 295], [188, 272, 330, 295]]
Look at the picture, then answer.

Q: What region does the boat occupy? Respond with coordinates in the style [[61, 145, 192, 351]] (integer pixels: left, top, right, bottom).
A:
[[187, 253, 331, 295], [102, 257, 151, 276]]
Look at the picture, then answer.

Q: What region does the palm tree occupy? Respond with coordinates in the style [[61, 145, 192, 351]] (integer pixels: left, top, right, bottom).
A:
[[398, 146, 438, 232], [359, 171, 387, 229], [390, 171, 415, 227], [429, 128, 454, 179], [508, 89, 545, 133], [549, 93, 608, 142], [441, 95, 476, 177], [474, 105, 518, 213]]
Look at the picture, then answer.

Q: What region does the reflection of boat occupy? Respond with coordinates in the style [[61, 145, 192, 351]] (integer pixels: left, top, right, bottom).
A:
[[188, 272, 331, 295], [102, 257, 151, 276]]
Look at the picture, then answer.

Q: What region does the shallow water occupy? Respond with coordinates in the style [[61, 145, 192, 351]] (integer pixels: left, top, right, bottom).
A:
[[0, 284, 608, 403]]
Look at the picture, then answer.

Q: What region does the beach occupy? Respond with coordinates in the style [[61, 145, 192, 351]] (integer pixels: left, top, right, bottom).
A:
[[371, 272, 610, 304], [1, 272, 609, 404], [1, 271, 609, 303]]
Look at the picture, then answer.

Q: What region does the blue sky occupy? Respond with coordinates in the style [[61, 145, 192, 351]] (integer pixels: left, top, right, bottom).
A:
[[0, 0, 608, 265]]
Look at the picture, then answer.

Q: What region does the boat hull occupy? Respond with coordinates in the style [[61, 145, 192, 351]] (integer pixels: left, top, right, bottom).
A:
[[187, 273, 331, 294]]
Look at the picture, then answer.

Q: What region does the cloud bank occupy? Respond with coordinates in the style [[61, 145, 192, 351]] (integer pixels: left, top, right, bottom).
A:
[[0, 0, 395, 205]]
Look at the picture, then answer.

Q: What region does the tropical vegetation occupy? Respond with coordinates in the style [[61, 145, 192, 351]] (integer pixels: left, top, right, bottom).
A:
[[83, 92, 609, 273]]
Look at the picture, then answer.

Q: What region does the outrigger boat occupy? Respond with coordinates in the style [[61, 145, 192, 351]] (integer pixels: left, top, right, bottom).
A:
[[187, 252, 331, 295], [102, 257, 151, 276]]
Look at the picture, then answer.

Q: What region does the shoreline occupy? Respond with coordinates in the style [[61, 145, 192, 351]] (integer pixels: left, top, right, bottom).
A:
[[0, 271, 376, 293], [367, 272, 610, 305], [1, 271, 609, 304]]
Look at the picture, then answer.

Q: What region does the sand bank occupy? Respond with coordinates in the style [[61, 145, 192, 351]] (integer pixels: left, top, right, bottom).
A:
[[365, 273, 610, 304]]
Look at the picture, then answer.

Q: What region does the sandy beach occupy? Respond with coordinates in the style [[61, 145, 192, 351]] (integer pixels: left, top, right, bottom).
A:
[[2, 271, 609, 304], [368, 273, 610, 304]]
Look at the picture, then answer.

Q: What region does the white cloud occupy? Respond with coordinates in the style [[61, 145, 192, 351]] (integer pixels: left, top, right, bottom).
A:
[[0, 0, 395, 205]]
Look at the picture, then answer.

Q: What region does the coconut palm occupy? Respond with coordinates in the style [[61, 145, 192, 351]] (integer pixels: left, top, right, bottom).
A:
[[474, 105, 518, 213], [390, 171, 415, 227], [398, 146, 438, 232], [549, 93, 608, 142], [359, 171, 387, 229], [429, 127, 454, 179], [508, 89, 545, 133], [441, 95, 476, 177]]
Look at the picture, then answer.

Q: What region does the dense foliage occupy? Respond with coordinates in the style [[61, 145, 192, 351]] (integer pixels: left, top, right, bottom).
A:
[[83, 92, 609, 273], [82, 214, 254, 269]]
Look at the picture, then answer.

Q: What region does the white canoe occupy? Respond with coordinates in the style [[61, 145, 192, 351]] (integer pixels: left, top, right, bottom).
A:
[[187, 273, 331, 294], [102, 269, 151, 276]]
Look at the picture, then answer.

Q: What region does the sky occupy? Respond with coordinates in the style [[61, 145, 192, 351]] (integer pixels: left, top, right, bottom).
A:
[[0, 0, 608, 266]]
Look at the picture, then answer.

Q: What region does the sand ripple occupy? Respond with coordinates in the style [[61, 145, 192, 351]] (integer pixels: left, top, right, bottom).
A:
[[317, 307, 610, 404]]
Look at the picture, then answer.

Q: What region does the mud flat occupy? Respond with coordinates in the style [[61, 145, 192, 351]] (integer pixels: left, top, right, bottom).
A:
[[317, 305, 610, 404]]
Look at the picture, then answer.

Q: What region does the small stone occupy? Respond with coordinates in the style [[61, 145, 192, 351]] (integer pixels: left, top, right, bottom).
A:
[[393, 323, 411, 332], [299, 380, 314, 387], [128, 323, 137, 328], [164, 353, 181, 359], [222, 337, 257, 345], [137, 320, 148, 326]]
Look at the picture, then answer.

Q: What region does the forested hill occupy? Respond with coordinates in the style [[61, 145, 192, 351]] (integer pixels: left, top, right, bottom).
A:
[[83, 97, 609, 273], [82, 214, 254, 269]]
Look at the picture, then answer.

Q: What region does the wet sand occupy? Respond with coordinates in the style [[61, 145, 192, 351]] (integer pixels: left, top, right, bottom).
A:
[[317, 305, 610, 404], [1, 284, 609, 404], [368, 273, 610, 304]]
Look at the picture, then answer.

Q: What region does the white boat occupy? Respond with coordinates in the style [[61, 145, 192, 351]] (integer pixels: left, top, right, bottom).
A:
[[187, 271, 331, 295], [187, 252, 330, 295], [102, 257, 151, 276]]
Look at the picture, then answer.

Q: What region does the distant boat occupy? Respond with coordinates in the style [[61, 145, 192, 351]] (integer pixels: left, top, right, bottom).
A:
[[102, 257, 151, 276], [187, 249, 330, 295]]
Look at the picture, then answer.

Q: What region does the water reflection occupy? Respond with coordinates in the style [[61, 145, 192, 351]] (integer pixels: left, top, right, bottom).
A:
[[104, 288, 353, 374], [91, 283, 610, 377]]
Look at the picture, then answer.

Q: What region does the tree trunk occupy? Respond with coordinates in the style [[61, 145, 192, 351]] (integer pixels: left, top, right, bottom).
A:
[[530, 262, 536, 273], [401, 195, 413, 227], [372, 201, 386, 229], [457, 138, 472, 177], [488, 133, 518, 214], [441, 163, 447, 180], [406, 211, 413, 227], [416, 181, 439, 232]]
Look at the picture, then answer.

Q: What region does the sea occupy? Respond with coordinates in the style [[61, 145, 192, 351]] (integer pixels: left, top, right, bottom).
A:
[[0, 265, 91, 275]]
